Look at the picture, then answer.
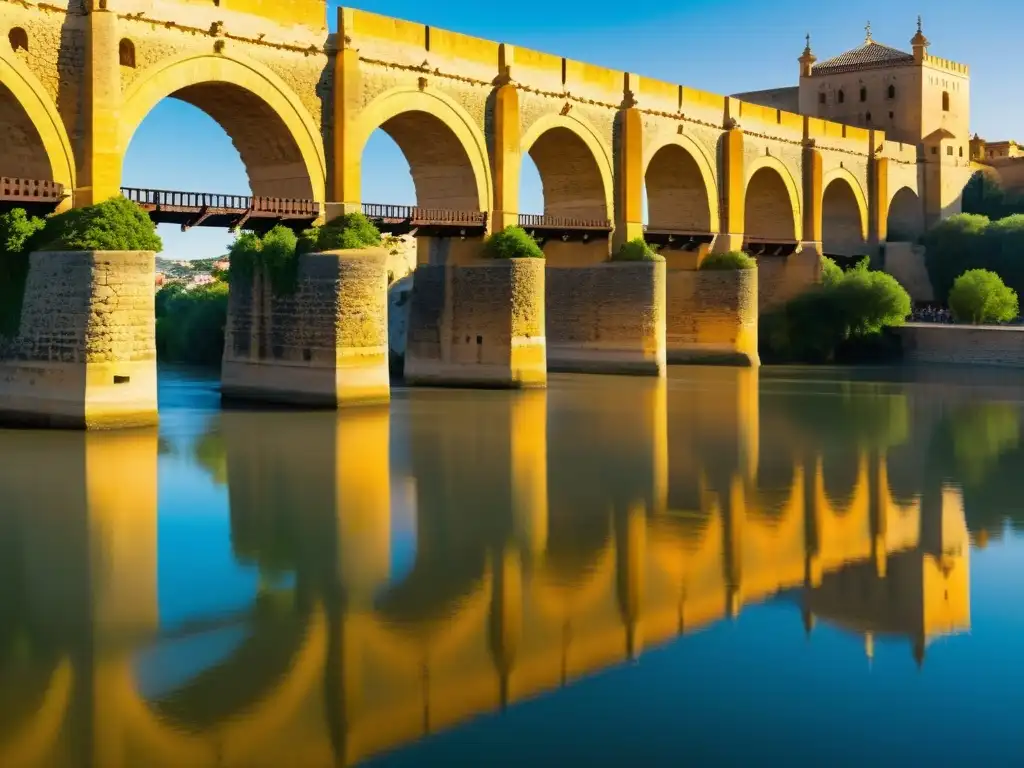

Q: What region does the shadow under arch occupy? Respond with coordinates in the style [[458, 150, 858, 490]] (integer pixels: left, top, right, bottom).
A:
[[744, 156, 801, 242], [643, 136, 718, 232], [821, 169, 868, 256], [119, 51, 326, 202], [521, 112, 614, 222], [0, 44, 75, 192], [354, 87, 492, 211], [887, 186, 924, 242]]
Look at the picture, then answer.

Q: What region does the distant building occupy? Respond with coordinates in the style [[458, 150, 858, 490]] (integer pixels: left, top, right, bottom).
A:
[[213, 259, 230, 272], [190, 274, 216, 287], [154, 273, 166, 288]]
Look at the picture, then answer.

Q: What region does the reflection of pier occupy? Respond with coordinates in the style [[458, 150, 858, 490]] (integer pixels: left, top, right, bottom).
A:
[[0, 376, 971, 767]]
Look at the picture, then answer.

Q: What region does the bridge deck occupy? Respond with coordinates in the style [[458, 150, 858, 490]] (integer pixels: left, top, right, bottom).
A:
[[743, 237, 800, 257], [517, 213, 613, 243], [122, 188, 321, 233], [361, 203, 488, 237], [0, 177, 68, 214], [643, 226, 715, 251]]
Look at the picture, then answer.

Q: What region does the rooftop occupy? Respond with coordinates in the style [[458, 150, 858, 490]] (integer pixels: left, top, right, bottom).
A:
[[811, 40, 914, 76]]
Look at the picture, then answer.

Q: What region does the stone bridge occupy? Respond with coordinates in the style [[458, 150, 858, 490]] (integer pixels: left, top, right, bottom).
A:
[[0, 374, 971, 766], [0, 1, 954, 423]]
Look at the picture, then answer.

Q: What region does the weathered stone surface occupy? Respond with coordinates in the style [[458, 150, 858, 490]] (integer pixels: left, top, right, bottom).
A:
[[221, 248, 390, 407], [0, 250, 158, 429], [546, 261, 666, 376], [666, 268, 760, 367], [899, 324, 1024, 368], [387, 273, 413, 376], [404, 259, 546, 388]]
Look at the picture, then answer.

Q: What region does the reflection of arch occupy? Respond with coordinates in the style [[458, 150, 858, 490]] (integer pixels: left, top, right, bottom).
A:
[[355, 87, 491, 211], [373, 550, 488, 627], [521, 113, 614, 221], [122, 605, 328, 765], [821, 169, 868, 255], [0, 45, 75, 189], [649, 498, 723, 583], [643, 136, 719, 232], [120, 52, 325, 201], [886, 186, 924, 242], [535, 539, 617, 619], [0, 659, 72, 767], [744, 156, 801, 241]]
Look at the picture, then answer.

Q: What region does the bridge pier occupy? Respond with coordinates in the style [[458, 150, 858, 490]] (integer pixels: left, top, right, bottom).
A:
[[545, 242, 666, 376], [404, 258, 546, 388], [0, 250, 158, 429], [221, 249, 391, 408]]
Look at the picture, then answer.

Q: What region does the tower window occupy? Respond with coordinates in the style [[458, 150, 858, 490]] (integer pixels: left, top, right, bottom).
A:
[[838, 89, 845, 104], [959, 147, 964, 157], [947, 146, 953, 156], [942, 91, 950, 111], [8, 27, 28, 52], [888, 84, 896, 99], [119, 38, 136, 68], [889, 111, 894, 119], [860, 87, 867, 102], [818, 92, 825, 105], [866, 112, 872, 122]]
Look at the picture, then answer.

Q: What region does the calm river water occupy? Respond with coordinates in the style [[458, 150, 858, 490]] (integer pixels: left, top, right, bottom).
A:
[[2, 365, 1024, 767]]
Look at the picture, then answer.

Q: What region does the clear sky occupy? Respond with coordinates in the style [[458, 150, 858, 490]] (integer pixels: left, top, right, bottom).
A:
[[121, 0, 1023, 260]]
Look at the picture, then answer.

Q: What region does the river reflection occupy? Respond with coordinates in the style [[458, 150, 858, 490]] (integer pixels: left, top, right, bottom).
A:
[[3, 367, 1024, 766]]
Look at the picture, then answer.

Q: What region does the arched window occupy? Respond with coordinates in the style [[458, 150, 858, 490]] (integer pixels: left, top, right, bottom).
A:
[[887, 84, 896, 99], [942, 91, 950, 111], [838, 89, 845, 104], [119, 38, 136, 68], [8, 27, 28, 52], [860, 87, 867, 102], [818, 92, 826, 105], [959, 146, 964, 157], [866, 112, 872, 123]]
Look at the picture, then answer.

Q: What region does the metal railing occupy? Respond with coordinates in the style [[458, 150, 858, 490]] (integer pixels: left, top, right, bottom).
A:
[[518, 213, 612, 230], [361, 203, 487, 226], [120, 187, 319, 217]]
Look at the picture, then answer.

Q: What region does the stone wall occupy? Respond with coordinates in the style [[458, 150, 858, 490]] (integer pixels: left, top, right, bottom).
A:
[[0, 250, 157, 428], [404, 259, 546, 388], [757, 249, 823, 313], [221, 249, 390, 407], [546, 261, 666, 375], [665, 268, 759, 367], [899, 323, 1024, 368], [884, 242, 933, 302]]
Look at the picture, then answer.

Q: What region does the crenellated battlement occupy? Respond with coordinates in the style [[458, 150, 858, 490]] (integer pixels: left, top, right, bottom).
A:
[[923, 54, 969, 76]]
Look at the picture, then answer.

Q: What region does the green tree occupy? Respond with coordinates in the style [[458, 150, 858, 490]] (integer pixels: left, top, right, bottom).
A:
[[155, 280, 229, 366], [921, 213, 990, 303], [947, 269, 1018, 324], [820, 255, 843, 286], [39, 196, 162, 252], [612, 237, 662, 262], [228, 225, 300, 294], [699, 250, 756, 270], [482, 226, 544, 259], [0, 209, 47, 337]]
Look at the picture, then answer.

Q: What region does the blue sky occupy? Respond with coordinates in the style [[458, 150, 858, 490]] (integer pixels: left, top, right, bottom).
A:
[[122, 0, 1023, 259]]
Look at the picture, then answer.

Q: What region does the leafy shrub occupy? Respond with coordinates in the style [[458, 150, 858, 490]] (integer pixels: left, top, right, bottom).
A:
[[821, 255, 843, 286], [612, 237, 662, 262], [947, 269, 1018, 324], [0, 208, 47, 337], [38, 196, 162, 252], [299, 212, 382, 255], [921, 213, 990, 303], [700, 251, 756, 271], [155, 279, 229, 366], [228, 225, 300, 295], [483, 226, 544, 259], [760, 263, 911, 364]]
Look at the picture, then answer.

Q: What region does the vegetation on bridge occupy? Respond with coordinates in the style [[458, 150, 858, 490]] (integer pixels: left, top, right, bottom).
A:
[[760, 256, 911, 364], [611, 238, 663, 262], [483, 226, 544, 259], [947, 269, 1019, 325], [699, 251, 756, 271], [922, 213, 1024, 304], [0, 209, 47, 337]]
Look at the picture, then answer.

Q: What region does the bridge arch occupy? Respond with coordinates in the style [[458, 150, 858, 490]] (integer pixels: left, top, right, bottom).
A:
[[0, 45, 75, 191], [354, 87, 491, 211], [744, 156, 801, 242], [643, 135, 719, 233], [119, 52, 326, 203], [887, 186, 924, 242], [521, 113, 613, 222], [821, 168, 868, 256]]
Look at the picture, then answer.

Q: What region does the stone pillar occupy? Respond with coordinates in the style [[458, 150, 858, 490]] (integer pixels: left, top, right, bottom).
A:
[[802, 145, 823, 252], [491, 57, 521, 233], [870, 156, 889, 246], [221, 249, 391, 407], [546, 260, 666, 375], [714, 126, 745, 253], [665, 266, 759, 366], [327, 8, 363, 220], [0, 250, 158, 429], [614, 90, 644, 250], [404, 258, 546, 388], [77, 7, 122, 206]]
